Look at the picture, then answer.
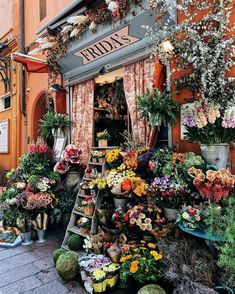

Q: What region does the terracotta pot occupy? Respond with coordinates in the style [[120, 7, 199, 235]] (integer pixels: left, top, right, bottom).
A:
[[84, 206, 94, 216], [98, 139, 108, 148], [99, 158, 105, 164], [92, 157, 98, 163], [79, 227, 89, 234]]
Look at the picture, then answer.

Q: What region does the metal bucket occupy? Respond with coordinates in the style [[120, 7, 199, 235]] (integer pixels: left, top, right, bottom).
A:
[[113, 198, 128, 210], [36, 229, 46, 243], [163, 207, 178, 221], [21, 231, 33, 245], [200, 144, 229, 169]]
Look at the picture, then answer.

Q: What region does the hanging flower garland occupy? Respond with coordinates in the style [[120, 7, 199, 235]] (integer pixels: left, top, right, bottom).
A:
[[31, 0, 141, 75]]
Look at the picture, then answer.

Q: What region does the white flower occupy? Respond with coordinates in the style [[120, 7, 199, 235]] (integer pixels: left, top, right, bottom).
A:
[[67, 15, 88, 25], [182, 212, 190, 221], [89, 21, 97, 32]]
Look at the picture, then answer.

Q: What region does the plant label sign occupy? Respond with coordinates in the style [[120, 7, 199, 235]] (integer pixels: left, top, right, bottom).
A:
[[74, 26, 139, 65]]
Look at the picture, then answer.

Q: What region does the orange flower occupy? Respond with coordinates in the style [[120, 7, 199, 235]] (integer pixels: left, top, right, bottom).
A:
[[131, 260, 139, 267], [197, 173, 206, 181], [121, 179, 132, 191], [130, 265, 138, 273], [147, 243, 156, 249]]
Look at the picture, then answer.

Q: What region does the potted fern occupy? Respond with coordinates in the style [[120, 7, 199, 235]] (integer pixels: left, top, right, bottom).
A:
[[40, 111, 71, 147], [136, 88, 178, 148]]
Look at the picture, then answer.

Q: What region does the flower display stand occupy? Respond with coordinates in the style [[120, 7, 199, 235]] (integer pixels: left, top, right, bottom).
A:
[[61, 146, 118, 251]]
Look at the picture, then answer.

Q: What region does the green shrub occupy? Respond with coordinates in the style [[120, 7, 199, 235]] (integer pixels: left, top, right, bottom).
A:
[[138, 285, 166, 294], [56, 251, 79, 280], [68, 234, 83, 251], [52, 248, 66, 265]]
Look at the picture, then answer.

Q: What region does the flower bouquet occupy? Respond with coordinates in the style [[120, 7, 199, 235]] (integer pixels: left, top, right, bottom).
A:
[[91, 269, 107, 293], [188, 167, 235, 202], [103, 263, 119, 289], [105, 149, 122, 168], [82, 197, 95, 216], [120, 241, 164, 284], [91, 150, 106, 164], [54, 144, 83, 174], [76, 217, 91, 234], [96, 129, 111, 147], [177, 205, 204, 230], [149, 176, 187, 210]]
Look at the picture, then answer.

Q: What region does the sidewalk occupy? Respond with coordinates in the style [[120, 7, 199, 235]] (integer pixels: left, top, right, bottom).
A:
[[0, 228, 134, 294]]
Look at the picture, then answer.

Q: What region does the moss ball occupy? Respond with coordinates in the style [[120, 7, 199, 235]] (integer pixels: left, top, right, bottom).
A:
[[52, 248, 66, 265], [68, 234, 83, 251], [137, 284, 166, 294], [56, 251, 79, 280]]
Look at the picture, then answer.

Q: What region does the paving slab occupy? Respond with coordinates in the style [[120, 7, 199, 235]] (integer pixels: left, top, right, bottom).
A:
[[0, 276, 42, 294], [0, 263, 40, 288], [33, 256, 54, 271], [0, 246, 31, 261], [26, 280, 69, 294], [0, 251, 40, 275]]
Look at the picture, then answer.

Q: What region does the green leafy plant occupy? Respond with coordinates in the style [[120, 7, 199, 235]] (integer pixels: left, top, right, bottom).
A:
[[136, 88, 178, 128], [40, 111, 71, 140], [204, 198, 235, 288]]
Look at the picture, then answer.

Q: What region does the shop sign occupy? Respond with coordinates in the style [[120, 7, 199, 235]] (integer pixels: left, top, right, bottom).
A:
[[74, 26, 139, 65], [0, 119, 9, 153]]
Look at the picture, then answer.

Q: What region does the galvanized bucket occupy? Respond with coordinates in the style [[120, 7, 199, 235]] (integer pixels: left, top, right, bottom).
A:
[[200, 144, 229, 169]]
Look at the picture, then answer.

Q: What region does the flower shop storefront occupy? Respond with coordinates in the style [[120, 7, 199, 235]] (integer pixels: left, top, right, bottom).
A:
[[57, 2, 169, 160]]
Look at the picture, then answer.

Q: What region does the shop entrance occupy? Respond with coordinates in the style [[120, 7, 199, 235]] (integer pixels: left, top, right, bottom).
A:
[[94, 68, 129, 146]]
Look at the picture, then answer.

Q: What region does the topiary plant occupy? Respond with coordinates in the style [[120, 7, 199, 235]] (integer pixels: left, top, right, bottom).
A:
[[52, 248, 66, 265], [67, 234, 83, 251], [56, 251, 79, 280], [137, 284, 166, 294]]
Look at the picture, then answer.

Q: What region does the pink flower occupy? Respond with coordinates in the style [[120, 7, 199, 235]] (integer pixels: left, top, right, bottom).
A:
[[54, 160, 69, 174], [62, 144, 82, 162], [149, 161, 156, 171]]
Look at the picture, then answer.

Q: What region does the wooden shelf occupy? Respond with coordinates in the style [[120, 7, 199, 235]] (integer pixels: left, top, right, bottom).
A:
[[83, 177, 93, 181], [77, 193, 93, 198], [73, 209, 94, 219], [92, 146, 119, 150], [94, 107, 110, 113], [68, 226, 89, 238], [88, 161, 104, 166]]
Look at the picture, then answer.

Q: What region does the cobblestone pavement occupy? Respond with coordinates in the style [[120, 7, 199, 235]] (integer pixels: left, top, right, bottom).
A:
[[0, 229, 134, 294]]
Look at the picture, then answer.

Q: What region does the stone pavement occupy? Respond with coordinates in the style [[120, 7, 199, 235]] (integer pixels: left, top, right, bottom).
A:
[[0, 229, 135, 294]]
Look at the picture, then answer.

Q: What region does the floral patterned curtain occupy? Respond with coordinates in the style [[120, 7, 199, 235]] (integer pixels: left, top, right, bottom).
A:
[[123, 58, 155, 146], [72, 80, 94, 162]]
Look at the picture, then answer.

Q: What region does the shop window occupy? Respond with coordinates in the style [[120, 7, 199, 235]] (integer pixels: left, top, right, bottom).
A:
[[0, 93, 11, 111], [94, 69, 129, 146], [156, 125, 169, 148], [39, 0, 46, 21]]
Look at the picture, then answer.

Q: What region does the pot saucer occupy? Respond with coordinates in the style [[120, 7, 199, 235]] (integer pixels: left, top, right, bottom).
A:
[[22, 240, 33, 246]]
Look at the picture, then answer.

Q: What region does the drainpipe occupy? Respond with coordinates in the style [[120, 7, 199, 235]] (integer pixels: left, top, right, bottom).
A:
[[19, 0, 27, 152]]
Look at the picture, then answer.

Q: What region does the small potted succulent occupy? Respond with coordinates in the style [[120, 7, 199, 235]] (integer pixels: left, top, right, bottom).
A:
[[82, 197, 95, 216], [76, 217, 91, 234], [96, 129, 111, 148]]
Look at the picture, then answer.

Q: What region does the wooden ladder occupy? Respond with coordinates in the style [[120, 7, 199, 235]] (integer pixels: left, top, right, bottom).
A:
[[61, 146, 117, 250]]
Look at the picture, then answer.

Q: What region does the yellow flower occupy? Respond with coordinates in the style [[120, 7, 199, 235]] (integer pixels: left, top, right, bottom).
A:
[[147, 243, 156, 249], [150, 250, 163, 261], [142, 257, 146, 261], [145, 268, 149, 272], [140, 240, 146, 244], [120, 257, 126, 263]]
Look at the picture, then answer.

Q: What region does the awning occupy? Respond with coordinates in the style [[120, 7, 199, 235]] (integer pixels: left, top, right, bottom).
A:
[[11, 53, 48, 73]]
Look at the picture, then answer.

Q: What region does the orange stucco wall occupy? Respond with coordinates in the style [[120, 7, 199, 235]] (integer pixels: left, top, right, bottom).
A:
[[0, 0, 73, 172]]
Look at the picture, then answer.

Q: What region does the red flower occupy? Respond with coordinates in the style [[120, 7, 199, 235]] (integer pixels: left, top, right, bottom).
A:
[[54, 160, 69, 174], [116, 222, 122, 228], [124, 215, 129, 222]]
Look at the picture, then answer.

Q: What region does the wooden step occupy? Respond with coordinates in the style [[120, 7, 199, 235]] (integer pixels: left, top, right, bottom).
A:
[[68, 226, 89, 238], [73, 209, 94, 219]]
